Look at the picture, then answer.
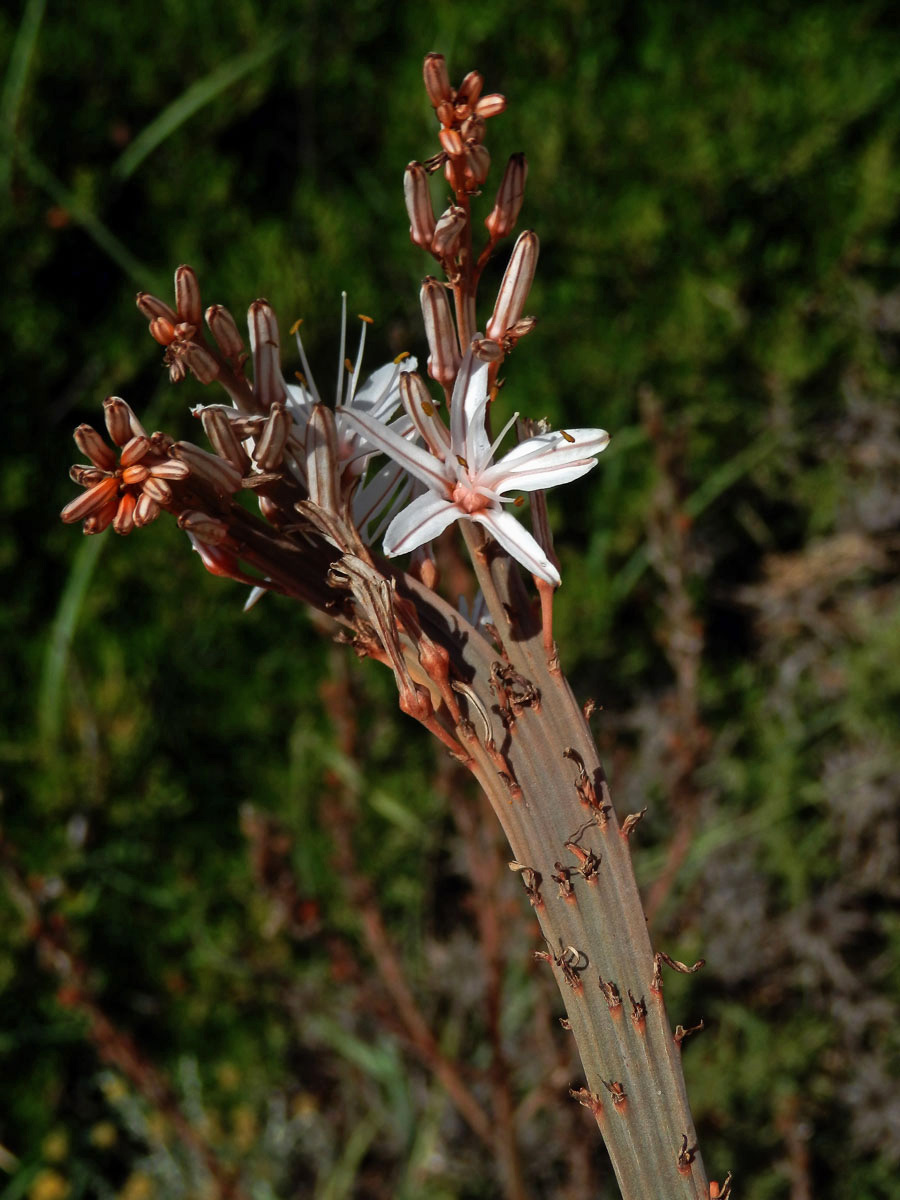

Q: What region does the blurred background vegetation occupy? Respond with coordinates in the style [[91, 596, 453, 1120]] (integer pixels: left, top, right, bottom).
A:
[[3, 0, 900, 1197]]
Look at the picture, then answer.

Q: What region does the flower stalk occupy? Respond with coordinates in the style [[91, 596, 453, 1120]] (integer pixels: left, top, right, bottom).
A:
[[58, 53, 727, 1200]]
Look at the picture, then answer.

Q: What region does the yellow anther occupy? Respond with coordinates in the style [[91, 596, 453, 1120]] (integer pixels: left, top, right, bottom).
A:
[[456, 454, 469, 469], [514, 495, 525, 507], [560, 429, 575, 443], [289, 318, 303, 335], [344, 357, 353, 372], [358, 313, 374, 324], [422, 401, 435, 416], [294, 371, 308, 386], [393, 350, 411, 363]]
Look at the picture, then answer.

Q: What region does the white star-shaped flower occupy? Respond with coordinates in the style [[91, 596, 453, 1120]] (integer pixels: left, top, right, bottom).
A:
[[341, 342, 609, 585]]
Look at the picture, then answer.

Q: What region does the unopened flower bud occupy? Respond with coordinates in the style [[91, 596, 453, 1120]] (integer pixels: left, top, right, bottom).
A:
[[200, 406, 252, 473], [103, 397, 147, 447], [423, 53, 452, 108], [305, 404, 340, 513], [249, 300, 288, 410], [171, 442, 243, 494], [60, 476, 119, 524], [420, 277, 461, 387], [430, 205, 467, 258], [471, 336, 505, 363], [251, 401, 292, 471], [460, 114, 486, 144], [205, 305, 245, 360], [149, 317, 176, 346], [83, 497, 119, 535], [136, 291, 177, 324], [436, 100, 455, 128], [475, 93, 506, 119], [141, 475, 173, 506], [174, 265, 202, 326], [73, 424, 116, 471], [112, 492, 137, 536], [464, 144, 490, 187], [178, 510, 229, 545], [486, 230, 540, 342], [181, 341, 220, 385], [485, 153, 528, 241], [119, 434, 150, 468], [456, 70, 483, 109], [133, 492, 161, 527], [404, 162, 436, 250], [439, 128, 464, 158]]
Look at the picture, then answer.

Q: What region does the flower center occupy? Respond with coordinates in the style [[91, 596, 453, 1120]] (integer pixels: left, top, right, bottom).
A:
[[451, 479, 490, 514]]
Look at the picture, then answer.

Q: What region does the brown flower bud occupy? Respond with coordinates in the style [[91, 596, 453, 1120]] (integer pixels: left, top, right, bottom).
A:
[[60, 475, 120, 524], [136, 292, 177, 324], [103, 397, 147, 447], [474, 93, 506, 119], [248, 300, 288, 410], [464, 144, 490, 187], [133, 493, 161, 527], [430, 205, 467, 258], [73, 424, 116, 471], [456, 70, 483, 109], [181, 341, 220, 386], [485, 153, 528, 241], [112, 491, 137, 536], [404, 162, 437, 250], [420, 277, 461, 388], [439, 128, 464, 158], [251, 401, 291, 471], [177, 510, 229, 545], [423, 53, 452, 107], [200, 406, 252, 473], [171, 442, 243, 494], [174, 265, 202, 326], [486, 230, 539, 342], [205, 305, 245, 360]]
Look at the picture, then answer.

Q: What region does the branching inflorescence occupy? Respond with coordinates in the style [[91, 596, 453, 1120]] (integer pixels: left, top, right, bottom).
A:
[[61, 53, 727, 1200]]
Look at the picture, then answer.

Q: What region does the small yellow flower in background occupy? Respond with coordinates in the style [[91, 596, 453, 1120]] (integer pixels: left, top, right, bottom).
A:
[[40, 1131, 68, 1163], [117, 1171, 154, 1200], [28, 1169, 70, 1200], [215, 1061, 240, 1091], [231, 1104, 257, 1153], [89, 1121, 118, 1149], [100, 1075, 128, 1104]]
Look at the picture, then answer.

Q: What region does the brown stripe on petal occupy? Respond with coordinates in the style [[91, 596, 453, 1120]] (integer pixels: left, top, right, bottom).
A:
[[60, 475, 119, 524]]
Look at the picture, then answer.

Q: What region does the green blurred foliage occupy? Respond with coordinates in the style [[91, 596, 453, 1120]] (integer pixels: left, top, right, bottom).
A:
[[3, 0, 900, 1197]]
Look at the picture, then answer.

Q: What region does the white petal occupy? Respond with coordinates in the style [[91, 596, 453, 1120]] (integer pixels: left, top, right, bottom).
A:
[[383, 492, 462, 556], [480, 428, 609, 494], [450, 344, 492, 472], [341, 408, 453, 494], [474, 508, 560, 585], [351, 356, 418, 422]]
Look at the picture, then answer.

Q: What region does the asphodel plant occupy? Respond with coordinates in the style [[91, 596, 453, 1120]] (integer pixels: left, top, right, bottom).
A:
[[61, 54, 730, 1200]]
